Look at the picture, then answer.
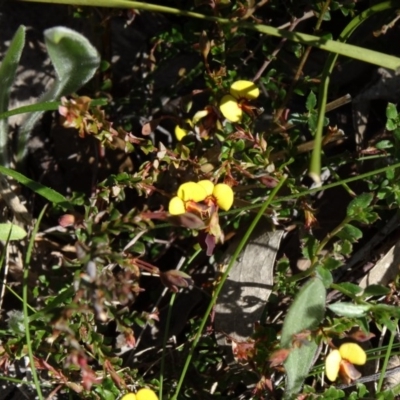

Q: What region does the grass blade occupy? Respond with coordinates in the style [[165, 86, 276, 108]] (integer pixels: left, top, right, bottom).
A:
[[22, 205, 48, 400]]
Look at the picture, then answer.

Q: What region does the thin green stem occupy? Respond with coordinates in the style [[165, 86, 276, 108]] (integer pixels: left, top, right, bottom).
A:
[[23, 205, 47, 400], [326, 163, 356, 197], [310, 1, 397, 182], [0, 375, 26, 384], [6, 284, 37, 314], [159, 292, 176, 399], [377, 323, 397, 393], [0, 98, 107, 121], [159, 249, 201, 400], [172, 175, 287, 399], [20, 0, 400, 71], [273, 161, 400, 204]]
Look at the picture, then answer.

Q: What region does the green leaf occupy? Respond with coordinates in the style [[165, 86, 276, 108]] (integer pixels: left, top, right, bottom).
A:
[[334, 239, 353, 256], [281, 278, 326, 397], [362, 284, 391, 298], [7, 310, 25, 336], [371, 304, 400, 319], [0, 165, 72, 209], [0, 223, 27, 240], [336, 224, 363, 243], [386, 103, 398, 120], [323, 386, 346, 398], [322, 12, 332, 22], [0, 25, 26, 166], [357, 316, 370, 333], [333, 282, 363, 298], [347, 193, 374, 217], [328, 302, 370, 318], [377, 390, 395, 400], [386, 119, 397, 131], [346, 193, 378, 224], [322, 257, 342, 271], [0, 98, 107, 121], [376, 140, 393, 150], [307, 111, 318, 133], [234, 139, 245, 152], [301, 235, 319, 260], [284, 342, 319, 399], [394, 127, 400, 142], [17, 26, 100, 164], [375, 312, 398, 332], [316, 265, 333, 287], [306, 91, 317, 111]]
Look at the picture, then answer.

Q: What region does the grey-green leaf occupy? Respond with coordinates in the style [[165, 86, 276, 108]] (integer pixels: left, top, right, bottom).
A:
[[281, 278, 326, 397], [328, 302, 371, 318], [0, 25, 26, 166], [0, 223, 27, 240], [17, 26, 100, 164], [44, 26, 100, 95]]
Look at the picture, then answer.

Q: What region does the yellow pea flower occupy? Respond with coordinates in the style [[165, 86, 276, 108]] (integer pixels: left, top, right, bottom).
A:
[[168, 196, 186, 215], [168, 181, 208, 215], [219, 80, 260, 122], [121, 394, 137, 400], [219, 95, 243, 123], [168, 180, 234, 216], [325, 343, 367, 382], [325, 349, 343, 382], [213, 183, 234, 211], [197, 179, 215, 196], [177, 182, 207, 202], [136, 388, 158, 400], [167, 179, 235, 254], [174, 119, 193, 141], [230, 80, 260, 100], [339, 343, 367, 365]]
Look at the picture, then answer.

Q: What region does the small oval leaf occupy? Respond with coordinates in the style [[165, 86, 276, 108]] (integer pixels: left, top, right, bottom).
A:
[[0, 223, 27, 240]]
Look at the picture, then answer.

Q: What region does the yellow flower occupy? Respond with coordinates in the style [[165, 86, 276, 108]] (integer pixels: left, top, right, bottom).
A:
[[136, 388, 158, 400], [325, 343, 367, 382], [169, 182, 207, 215], [230, 80, 260, 100], [178, 182, 207, 202], [168, 180, 234, 215], [213, 183, 234, 211], [120, 389, 158, 400], [174, 119, 193, 141], [197, 179, 215, 196], [220, 95, 242, 123], [168, 196, 186, 215], [219, 80, 260, 122], [121, 394, 137, 400]]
